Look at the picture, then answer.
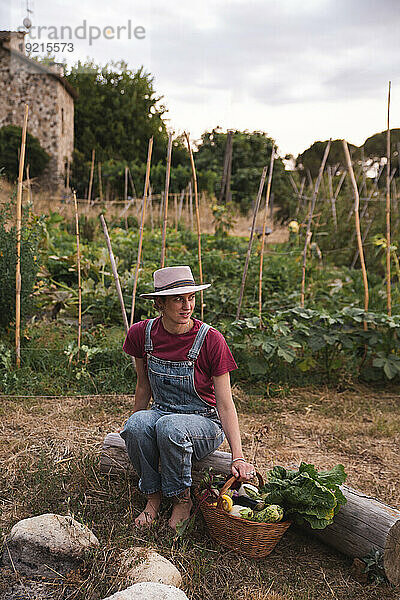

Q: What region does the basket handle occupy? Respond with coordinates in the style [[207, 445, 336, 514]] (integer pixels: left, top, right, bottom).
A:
[[216, 471, 264, 509]]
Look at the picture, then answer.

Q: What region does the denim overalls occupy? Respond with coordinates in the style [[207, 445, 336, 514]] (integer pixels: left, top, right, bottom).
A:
[[121, 318, 225, 497]]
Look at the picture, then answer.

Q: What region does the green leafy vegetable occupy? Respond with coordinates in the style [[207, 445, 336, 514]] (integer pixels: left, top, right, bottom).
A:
[[260, 462, 347, 529]]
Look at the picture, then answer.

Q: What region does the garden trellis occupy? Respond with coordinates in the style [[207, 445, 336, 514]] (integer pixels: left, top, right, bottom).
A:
[[300, 140, 331, 308]]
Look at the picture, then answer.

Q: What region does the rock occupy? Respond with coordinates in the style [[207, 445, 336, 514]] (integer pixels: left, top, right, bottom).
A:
[[101, 582, 189, 600], [3, 513, 99, 579], [120, 547, 182, 587]]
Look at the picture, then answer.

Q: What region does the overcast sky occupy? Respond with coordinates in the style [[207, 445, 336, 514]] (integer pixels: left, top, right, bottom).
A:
[[4, 0, 400, 156]]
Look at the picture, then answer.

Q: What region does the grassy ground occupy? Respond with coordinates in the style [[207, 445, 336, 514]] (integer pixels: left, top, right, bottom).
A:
[[1, 385, 399, 599]]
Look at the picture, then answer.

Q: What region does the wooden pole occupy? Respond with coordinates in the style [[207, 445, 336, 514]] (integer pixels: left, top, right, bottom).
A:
[[100, 215, 129, 334], [73, 191, 82, 354], [26, 164, 32, 206], [236, 166, 268, 320], [149, 187, 154, 231], [87, 149, 95, 205], [342, 140, 369, 328], [386, 81, 392, 316], [124, 165, 129, 229], [189, 180, 194, 230], [258, 147, 275, 327], [130, 137, 153, 326], [98, 161, 103, 202], [178, 188, 185, 223], [185, 132, 204, 319], [15, 103, 29, 368], [174, 193, 178, 231], [300, 140, 331, 307], [161, 132, 173, 268], [327, 166, 338, 233]]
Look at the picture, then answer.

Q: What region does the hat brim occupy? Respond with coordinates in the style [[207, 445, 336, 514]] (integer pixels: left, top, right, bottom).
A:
[[140, 283, 211, 298]]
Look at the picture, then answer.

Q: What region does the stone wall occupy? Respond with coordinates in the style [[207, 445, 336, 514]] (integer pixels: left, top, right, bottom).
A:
[[0, 46, 74, 191]]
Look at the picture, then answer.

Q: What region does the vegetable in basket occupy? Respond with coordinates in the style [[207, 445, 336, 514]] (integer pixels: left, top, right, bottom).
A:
[[260, 462, 347, 529], [251, 504, 284, 523], [229, 506, 254, 519]]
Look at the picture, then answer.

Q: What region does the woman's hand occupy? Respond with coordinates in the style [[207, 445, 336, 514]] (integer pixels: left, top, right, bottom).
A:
[[231, 458, 256, 481]]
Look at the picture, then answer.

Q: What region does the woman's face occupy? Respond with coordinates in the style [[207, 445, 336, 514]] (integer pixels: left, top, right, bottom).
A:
[[161, 292, 196, 327]]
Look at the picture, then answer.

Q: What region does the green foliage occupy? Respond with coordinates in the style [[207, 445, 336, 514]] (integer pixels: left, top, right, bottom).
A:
[[260, 462, 347, 529], [362, 128, 400, 173], [66, 61, 168, 165], [227, 308, 400, 383], [296, 139, 358, 178], [0, 196, 44, 329], [195, 128, 293, 217], [0, 125, 50, 182]]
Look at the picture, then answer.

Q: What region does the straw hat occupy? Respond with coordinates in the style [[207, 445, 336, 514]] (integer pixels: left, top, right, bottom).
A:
[[140, 266, 211, 298]]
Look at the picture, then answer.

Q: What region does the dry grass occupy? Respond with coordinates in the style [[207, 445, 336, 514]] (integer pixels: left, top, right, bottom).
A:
[[0, 178, 288, 240], [1, 386, 399, 599]]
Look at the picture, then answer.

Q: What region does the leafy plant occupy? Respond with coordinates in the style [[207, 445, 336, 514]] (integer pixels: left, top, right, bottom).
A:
[[0, 196, 44, 329], [260, 463, 347, 529]]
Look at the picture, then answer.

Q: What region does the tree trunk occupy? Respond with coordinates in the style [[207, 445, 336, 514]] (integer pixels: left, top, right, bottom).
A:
[[100, 433, 400, 584]]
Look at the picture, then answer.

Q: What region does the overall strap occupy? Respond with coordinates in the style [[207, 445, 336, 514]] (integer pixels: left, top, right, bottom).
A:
[[144, 318, 156, 353], [187, 322, 211, 361]]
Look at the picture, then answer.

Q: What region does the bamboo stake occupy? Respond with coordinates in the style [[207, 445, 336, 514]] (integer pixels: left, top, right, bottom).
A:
[[300, 140, 331, 307], [87, 149, 95, 205], [178, 188, 185, 223], [161, 132, 173, 267], [73, 191, 82, 354], [327, 167, 338, 232], [149, 187, 154, 231], [100, 215, 129, 334], [185, 132, 204, 319], [15, 103, 29, 368], [124, 165, 129, 229], [26, 164, 32, 206], [295, 177, 306, 218], [386, 81, 392, 316], [130, 137, 153, 326], [98, 161, 103, 202], [236, 166, 268, 320], [258, 147, 275, 327], [189, 180, 194, 230], [342, 140, 369, 329], [174, 194, 178, 231]]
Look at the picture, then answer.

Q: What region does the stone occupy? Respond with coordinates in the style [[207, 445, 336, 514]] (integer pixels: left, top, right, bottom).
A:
[[3, 513, 99, 579], [101, 582, 189, 600], [120, 547, 182, 587]]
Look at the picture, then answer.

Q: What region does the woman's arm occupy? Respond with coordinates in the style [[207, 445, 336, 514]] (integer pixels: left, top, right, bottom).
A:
[[132, 357, 152, 412], [213, 372, 255, 480]]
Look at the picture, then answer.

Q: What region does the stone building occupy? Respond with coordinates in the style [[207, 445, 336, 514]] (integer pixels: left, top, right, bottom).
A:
[[0, 30, 77, 190]]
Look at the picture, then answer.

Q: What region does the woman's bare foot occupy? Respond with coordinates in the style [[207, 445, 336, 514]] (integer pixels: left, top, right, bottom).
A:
[[168, 488, 193, 531], [135, 491, 161, 527]]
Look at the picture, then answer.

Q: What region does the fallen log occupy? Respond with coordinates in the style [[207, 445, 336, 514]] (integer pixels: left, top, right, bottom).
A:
[[101, 433, 400, 585]]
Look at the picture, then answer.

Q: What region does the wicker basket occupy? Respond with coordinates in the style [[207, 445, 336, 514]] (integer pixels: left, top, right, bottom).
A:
[[195, 473, 291, 558]]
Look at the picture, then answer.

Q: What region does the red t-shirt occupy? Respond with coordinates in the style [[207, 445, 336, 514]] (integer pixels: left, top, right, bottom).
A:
[[123, 317, 237, 406]]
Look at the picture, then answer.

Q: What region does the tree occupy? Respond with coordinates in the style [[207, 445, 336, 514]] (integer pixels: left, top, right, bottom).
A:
[[195, 129, 292, 215], [296, 139, 358, 178], [66, 60, 169, 164], [362, 129, 400, 174], [0, 126, 49, 182]]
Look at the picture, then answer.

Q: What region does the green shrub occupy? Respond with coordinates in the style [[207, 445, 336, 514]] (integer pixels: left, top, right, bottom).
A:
[[0, 196, 44, 329], [0, 125, 50, 181]]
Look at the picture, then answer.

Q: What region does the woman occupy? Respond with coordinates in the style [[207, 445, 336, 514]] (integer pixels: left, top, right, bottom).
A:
[[121, 266, 255, 530]]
